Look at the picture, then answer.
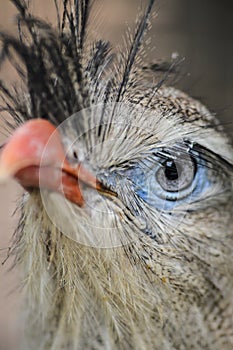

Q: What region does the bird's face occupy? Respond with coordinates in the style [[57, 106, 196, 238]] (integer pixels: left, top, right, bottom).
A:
[[1, 94, 233, 350], [1, 94, 233, 334], [0, 1, 233, 347], [1, 97, 232, 252]]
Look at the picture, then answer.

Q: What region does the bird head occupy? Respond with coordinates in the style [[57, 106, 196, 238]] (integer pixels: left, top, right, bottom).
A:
[[0, 0, 233, 349]]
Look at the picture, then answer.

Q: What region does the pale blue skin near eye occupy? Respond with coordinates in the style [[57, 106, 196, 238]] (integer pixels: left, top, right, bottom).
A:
[[103, 153, 212, 212], [128, 161, 211, 211]]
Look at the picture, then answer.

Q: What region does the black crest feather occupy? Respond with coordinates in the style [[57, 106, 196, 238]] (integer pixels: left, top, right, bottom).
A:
[[0, 0, 156, 127]]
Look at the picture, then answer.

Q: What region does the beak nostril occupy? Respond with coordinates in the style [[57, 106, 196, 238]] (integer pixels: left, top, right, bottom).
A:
[[73, 151, 78, 159]]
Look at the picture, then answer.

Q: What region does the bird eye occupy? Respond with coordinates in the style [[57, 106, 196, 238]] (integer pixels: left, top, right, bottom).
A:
[[101, 141, 232, 213], [156, 158, 196, 196], [149, 152, 197, 203], [120, 141, 232, 212]]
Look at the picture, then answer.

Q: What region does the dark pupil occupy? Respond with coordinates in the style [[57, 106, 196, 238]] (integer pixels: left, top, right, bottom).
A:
[[164, 160, 179, 181]]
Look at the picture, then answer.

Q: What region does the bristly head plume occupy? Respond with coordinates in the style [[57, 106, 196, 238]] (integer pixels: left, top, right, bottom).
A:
[[0, 0, 155, 129]]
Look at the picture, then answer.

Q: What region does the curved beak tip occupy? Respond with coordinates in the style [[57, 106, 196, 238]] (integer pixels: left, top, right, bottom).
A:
[[0, 119, 115, 204], [0, 168, 11, 184], [0, 156, 19, 183]]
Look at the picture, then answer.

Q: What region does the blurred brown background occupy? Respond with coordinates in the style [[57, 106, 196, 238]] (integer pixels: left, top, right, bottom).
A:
[[0, 1, 232, 349]]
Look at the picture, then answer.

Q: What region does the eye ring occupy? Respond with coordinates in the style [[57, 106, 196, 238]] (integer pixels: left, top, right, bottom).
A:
[[143, 152, 197, 203]]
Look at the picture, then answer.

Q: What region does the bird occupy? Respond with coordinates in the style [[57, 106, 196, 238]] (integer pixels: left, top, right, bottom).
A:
[[0, 0, 233, 349]]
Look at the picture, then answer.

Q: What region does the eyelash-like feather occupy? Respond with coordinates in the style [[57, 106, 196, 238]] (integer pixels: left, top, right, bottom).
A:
[[190, 143, 233, 172]]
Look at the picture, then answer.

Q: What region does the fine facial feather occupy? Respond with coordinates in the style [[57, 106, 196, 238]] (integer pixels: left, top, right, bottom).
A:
[[0, 1, 233, 350]]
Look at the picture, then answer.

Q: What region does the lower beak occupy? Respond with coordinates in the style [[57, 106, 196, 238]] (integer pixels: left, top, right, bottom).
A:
[[0, 119, 106, 206]]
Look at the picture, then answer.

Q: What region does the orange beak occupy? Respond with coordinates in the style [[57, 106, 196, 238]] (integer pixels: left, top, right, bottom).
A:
[[0, 119, 103, 206]]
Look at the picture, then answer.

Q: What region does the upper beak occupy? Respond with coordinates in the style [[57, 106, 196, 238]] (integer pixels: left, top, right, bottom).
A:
[[0, 119, 106, 206]]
